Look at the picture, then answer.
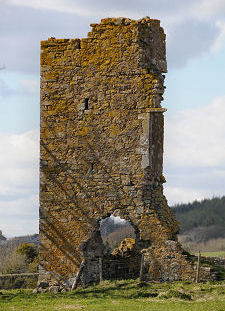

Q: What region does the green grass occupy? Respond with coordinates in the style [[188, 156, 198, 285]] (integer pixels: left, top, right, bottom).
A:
[[200, 251, 225, 258], [0, 279, 225, 311]]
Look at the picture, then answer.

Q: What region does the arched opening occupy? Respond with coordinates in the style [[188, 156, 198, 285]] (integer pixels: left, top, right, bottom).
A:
[[100, 215, 136, 254], [79, 215, 148, 284], [99, 215, 141, 280]]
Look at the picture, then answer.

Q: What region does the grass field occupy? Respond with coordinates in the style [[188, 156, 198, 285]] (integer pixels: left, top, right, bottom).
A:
[[200, 251, 225, 258], [0, 279, 225, 311]]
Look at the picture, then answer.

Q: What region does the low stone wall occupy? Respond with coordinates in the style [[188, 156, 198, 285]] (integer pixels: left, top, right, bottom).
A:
[[201, 256, 225, 268], [0, 273, 38, 289]]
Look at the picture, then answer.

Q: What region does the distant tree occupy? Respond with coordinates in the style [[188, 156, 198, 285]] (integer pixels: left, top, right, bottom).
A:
[[16, 243, 38, 264], [0, 230, 6, 241], [3, 252, 26, 274], [173, 196, 225, 238], [27, 256, 39, 273]]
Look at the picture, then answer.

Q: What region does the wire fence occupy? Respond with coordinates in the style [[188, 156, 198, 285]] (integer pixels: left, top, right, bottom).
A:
[[102, 257, 141, 280]]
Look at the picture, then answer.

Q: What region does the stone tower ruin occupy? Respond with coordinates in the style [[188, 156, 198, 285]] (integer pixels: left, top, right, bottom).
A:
[[39, 17, 195, 288]]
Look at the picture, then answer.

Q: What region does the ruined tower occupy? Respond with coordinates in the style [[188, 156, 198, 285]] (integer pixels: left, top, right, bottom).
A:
[[39, 17, 194, 288]]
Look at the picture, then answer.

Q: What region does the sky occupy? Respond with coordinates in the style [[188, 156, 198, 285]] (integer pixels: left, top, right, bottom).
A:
[[0, 0, 225, 237]]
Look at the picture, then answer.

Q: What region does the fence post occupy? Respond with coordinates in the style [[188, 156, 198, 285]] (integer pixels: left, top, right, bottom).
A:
[[195, 251, 201, 283], [139, 253, 145, 282], [99, 257, 103, 283], [71, 260, 85, 290]]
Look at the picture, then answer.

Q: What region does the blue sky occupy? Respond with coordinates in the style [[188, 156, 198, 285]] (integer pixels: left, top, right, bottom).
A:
[[0, 0, 225, 236]]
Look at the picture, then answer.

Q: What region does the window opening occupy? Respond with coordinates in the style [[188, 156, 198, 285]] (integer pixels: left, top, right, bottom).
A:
[[91, 163, 94, 172], [84, 98, 89, 110]]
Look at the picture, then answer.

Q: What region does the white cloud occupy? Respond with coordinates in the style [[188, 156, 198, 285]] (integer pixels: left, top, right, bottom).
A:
[[211, 20, 225, 53], [166, 19, 217, 67], [8, 0, 91, 16], [164, 187, 205, 206], [0, 129, 39, 237], [0, 78, 14, 97], [0, 75, 39, 98], [0, 130, 38, 168], [165, 95, 225, 167], [1, 0, 225, 73], [0, 195, 38, 217], [190, 0, 225, 21], [164, 95, 225, 205], [21, 79, 39, 94]]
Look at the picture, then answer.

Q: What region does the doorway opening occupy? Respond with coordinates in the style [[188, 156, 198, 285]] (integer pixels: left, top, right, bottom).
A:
[[99, 215, 141, 280]]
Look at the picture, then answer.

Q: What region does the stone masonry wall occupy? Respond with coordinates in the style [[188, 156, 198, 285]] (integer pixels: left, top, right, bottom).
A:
[[39, 17, 195, 288]]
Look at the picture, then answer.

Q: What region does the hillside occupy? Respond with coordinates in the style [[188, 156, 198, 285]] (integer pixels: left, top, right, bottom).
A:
[[0, 234, 39, 246], [173, 196, 225, 240], [172, 196, 225, 253]]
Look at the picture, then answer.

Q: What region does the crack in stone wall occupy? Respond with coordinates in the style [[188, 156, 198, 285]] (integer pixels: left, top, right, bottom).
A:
[[39, 17, 198, 289]]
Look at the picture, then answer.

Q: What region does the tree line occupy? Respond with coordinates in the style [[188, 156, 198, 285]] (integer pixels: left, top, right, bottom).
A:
[[173, 196, 225, 238]]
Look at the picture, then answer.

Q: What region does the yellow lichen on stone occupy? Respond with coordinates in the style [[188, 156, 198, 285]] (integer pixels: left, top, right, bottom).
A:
[[39, 17, 195, 287], [78, 127, 89, 136], [111, 238, 136, 257]]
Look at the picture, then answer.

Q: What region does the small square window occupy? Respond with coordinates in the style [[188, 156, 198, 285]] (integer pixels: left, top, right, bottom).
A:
[[84, 98, 89, 110]]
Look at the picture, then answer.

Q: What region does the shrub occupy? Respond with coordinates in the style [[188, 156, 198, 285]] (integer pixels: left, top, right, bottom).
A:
[[16, 243, 38, 264]]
